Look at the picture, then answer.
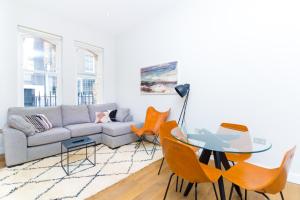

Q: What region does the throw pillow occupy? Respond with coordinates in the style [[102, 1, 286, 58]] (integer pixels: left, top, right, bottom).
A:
[[116, 108, 130, 122], [109, 109, 117, 122], [25, 115, 52, 133], [8, 115, 36, 136], [95, 111, 111, 123], [36, 114, 53, 129]]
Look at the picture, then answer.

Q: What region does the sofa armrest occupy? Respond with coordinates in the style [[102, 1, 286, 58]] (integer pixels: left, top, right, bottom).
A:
[[3, 124, 27, 166]]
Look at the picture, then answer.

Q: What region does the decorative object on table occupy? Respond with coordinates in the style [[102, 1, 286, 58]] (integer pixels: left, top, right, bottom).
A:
[[131, 106, 170, 155], [0, 142, 162, 200], [175, 83, 190, 126], [140, 61, 178, 94], [61, 136, 96, 175]]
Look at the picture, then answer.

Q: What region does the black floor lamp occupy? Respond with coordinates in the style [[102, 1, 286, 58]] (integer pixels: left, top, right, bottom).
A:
[[175, 84, 190, 127]]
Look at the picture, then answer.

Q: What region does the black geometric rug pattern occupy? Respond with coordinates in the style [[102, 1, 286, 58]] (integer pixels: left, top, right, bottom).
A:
[[0, 142, 162, 200]]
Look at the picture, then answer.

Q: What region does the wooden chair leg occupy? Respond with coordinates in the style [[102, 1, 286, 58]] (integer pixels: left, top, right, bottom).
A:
[[163, 173, 175, 200], [157, 157, 164, 175], [280, 191, 284, 200], [212, 183, 219, 200], [245, 189, 247, 200]]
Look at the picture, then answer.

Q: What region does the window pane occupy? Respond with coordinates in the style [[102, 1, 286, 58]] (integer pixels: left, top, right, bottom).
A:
[[84, 54, 95, 73], [77, 78, 95, 105], [22, 37, 56, 72], [23, 72, 57, 107], [77, 48, 96, 74]]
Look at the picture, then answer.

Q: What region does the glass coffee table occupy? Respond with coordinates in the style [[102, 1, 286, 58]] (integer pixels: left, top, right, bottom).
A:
[[61, 136, 96, 175]]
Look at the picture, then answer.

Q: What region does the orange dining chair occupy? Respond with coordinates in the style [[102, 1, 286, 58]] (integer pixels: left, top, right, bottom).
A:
[[162, 138, 221, 200], [158, 120, 199, 175], [218, 123, 251, 163], [131, 106, 170, 155], [223, 146, 296, 200]]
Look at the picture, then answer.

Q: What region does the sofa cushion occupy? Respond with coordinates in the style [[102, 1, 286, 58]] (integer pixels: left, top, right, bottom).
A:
[[7, 106, 62, 127], [65, 123, 103, 137], [8, 115, 36, 136], [62, 105, 91, 126], [102, 122, 142, 137], [88, 103, 118, 122], [27, 127, 71, 147], [116, 108, 130, 122]]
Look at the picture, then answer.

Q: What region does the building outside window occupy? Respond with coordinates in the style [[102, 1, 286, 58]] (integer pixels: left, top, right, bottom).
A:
[[75, 41, 103, 105], [19, 26, 62, 107]]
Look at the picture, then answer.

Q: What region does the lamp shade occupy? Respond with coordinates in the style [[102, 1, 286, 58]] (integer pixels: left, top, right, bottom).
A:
[[175, 84, 190, 97]]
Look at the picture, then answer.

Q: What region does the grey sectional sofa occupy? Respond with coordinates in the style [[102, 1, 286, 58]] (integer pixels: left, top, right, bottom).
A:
[[3, 103, 141, 167]]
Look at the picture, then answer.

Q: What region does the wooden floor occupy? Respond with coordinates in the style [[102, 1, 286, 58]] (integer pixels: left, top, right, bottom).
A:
[[89, 159, 300, 200], [0, 155, 299, 200]]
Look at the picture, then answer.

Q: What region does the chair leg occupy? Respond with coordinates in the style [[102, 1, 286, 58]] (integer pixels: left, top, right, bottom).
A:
[[245, 189, 247, 200], [157, 157, 164, 175], [176, 176, 178, 192], [180, 178, 184, 192], [228, 184, 234, 200], [135, 138, 141, 149], [141, 140, 149, 155], [212, 183, 219, 200], [280, 191, 284, 200], [151, 135, 159, 155], [195, 183, 198, 200], [163, 173, 175, 200], [256, 191, 270, 200]]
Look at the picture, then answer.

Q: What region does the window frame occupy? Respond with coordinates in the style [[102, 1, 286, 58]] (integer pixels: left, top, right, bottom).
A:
[[75, 41, 104, 105], [17, 25, 63, 107]]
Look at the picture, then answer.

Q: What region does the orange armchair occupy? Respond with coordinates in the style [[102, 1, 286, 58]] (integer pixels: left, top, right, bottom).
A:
[[162, 138, 221, 200], [223, 146, 296, 200], [131, 106, 170, 154]]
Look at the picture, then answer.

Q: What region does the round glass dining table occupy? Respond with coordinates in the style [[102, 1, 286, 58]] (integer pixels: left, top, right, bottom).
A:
[[171, 127, 272, 200]]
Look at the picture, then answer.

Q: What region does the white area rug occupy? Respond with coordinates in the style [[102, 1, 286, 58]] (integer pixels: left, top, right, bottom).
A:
[[0, 142, 162, 200]]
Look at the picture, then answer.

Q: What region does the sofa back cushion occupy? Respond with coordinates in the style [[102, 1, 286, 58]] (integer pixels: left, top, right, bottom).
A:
[[88, 103, 118, 122], [62, 105, 91, 126], [7, 106, 63, 128]]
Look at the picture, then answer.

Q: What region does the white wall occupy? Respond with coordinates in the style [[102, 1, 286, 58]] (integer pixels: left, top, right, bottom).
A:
[[0, 1, 116, 153], [115, 0, 300, 183]]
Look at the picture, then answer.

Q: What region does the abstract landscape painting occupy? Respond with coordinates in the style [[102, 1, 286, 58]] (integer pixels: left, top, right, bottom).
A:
[[141, 61, 178, 94]]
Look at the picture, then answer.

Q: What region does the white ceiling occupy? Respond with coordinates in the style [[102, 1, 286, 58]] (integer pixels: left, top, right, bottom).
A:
[[21, 0, 181, 35]]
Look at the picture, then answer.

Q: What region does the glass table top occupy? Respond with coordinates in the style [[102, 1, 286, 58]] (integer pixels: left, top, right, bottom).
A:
[[171, 127, 272, 154]]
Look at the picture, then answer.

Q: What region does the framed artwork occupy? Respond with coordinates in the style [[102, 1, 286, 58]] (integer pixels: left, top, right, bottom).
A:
[[140, 61, 178, 95]]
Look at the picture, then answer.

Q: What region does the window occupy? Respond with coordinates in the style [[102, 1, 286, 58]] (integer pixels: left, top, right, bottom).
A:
[[18, 26, 62, 107], [75, 41, 103, 105]]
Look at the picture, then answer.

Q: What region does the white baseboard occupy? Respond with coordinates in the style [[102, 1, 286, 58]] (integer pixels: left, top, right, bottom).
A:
[[288, 173, 300, 184]]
